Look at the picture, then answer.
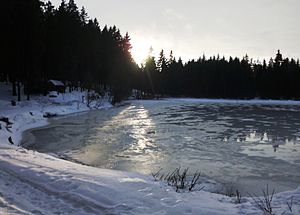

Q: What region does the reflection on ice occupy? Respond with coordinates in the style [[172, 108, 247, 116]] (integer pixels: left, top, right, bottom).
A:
[[222, 131, 272, 144], [241, 137, 300, 162], [273, 144, 279, 152], [128, 107, 156, 154], [262, 132, 269, 142], [237, 130, 299, 156], [241, 131, 271, 143], [106, 105, 165, 173]]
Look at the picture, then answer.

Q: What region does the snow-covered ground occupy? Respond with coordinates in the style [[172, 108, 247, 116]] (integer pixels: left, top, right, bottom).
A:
[[166, 98, 300, 105], [0, 83, 112, 147], [0, 83, 299, 215]]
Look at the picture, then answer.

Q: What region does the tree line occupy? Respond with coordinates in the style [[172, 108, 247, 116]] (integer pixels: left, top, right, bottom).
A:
[[140, 50, 300, 100], [2, 0, 138, 102], [2, 0, 300, 101]]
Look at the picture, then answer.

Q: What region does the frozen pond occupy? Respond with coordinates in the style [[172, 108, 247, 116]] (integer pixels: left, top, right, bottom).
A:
[[22, 99, 300, 195]]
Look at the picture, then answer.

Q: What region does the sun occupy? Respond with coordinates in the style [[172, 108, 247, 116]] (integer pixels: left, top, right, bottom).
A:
[[130, 36, 152, 65]]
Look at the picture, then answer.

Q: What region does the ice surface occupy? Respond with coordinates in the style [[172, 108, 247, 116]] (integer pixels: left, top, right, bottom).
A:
[[25, 100, 300, 195]]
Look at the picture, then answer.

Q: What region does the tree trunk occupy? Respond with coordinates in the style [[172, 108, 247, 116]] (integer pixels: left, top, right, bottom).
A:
[[25, 80, 30, 101], [12, 81, 17, 96], [17, 81, 21, 101], [5, 74, 9, 84], [27, 83, 30, 101]]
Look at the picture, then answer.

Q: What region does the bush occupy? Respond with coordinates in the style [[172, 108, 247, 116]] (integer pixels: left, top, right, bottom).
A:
[[249, 185, 275, 215], [151, 167, 204, 192]]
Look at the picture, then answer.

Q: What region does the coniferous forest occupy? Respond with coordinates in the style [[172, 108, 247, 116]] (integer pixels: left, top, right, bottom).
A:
[[2, 0, 300, 102]]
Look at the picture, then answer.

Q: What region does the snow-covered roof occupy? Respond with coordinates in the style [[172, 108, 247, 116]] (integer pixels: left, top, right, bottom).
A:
[[48, 80, 64, 86]]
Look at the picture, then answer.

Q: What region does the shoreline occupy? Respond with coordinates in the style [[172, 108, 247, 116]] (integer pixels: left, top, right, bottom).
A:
[[0, 91, 299, 214], [140, 97, 300, 105], [0, 90, 113, 147]]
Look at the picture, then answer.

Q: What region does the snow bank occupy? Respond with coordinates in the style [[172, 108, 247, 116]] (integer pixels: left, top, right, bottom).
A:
[[0, 148, 299, 215], [164, 98, 300, 105], [0, 149, 239, 214], [0, 84, 112, 147], [0, 83, 299, 214]]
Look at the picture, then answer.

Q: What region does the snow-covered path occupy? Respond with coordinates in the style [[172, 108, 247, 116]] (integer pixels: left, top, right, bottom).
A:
[[0, 149, 110, 214], [0, 148, 243, 215], [1, 148, 299, 215]]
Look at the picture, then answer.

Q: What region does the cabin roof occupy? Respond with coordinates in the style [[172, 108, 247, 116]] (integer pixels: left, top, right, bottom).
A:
[[48, 80, 64, 86]]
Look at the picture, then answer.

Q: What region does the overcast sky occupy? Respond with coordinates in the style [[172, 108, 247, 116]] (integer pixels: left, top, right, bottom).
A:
[[50, 0, 300, 64]]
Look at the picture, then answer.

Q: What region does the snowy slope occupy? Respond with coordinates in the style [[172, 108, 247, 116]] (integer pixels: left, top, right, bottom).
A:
[[0, 83, 112, 147], [0, 83, 299, 214], [0, 149, 237, 215], [0, 148, 299, 215]]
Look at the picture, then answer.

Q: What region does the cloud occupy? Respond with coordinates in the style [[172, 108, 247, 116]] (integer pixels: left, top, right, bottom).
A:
[[50, 0, 300, 60]]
